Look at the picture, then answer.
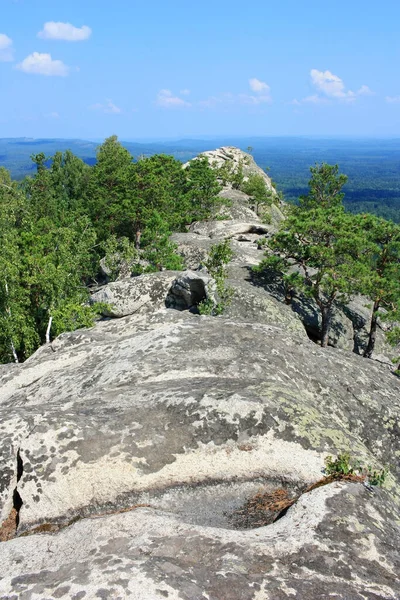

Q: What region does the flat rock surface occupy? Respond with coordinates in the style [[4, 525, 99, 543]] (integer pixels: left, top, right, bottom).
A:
[[1, 308, 400, 598]]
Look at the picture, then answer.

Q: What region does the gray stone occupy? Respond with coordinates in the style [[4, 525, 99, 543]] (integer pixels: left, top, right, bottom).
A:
[[189, 219, 270, 239], [166, 269, 216, 310], [270, 202, 286, 226], [343, 295, 400, 364], [290, 296, 355, 351], [1, 156, 400, 598], [90, 271, 181, 317], [170, 232, 213, 270], [0, 309, 400, 598], [1, 481, 399, 599], [217, 188, 261, 221], [224, 276, 307, 336], [187, 146, 277, 196]]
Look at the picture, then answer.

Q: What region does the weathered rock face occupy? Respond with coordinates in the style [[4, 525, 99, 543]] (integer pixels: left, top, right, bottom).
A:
[[166, 269, 216, 310], [217, 188, 262, 221], [192, 146, 276, 195], [90, 270, 181, 317], [1, 308, 400, 598]]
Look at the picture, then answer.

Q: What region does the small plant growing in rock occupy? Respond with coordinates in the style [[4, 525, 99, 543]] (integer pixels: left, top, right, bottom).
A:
[[366, 466, 388, 487], [262, 211, 272, 225], [214, 213, 232, 221], [325, 452, 356, 476], [324, 452, 388, 487]]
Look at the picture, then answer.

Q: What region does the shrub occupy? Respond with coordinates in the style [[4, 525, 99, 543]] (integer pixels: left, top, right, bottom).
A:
[[324, 452, 388, 487]]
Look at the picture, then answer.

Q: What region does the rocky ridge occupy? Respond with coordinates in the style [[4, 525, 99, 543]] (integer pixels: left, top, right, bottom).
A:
[[0, 148, 400, 599]]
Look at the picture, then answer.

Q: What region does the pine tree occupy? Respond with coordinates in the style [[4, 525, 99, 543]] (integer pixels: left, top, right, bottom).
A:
[[356, 214, 400, 358], [256, 164, 366, 347]]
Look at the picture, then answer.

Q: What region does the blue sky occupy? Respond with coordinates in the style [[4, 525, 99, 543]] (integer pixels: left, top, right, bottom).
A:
[[1, 0, 400, 139]]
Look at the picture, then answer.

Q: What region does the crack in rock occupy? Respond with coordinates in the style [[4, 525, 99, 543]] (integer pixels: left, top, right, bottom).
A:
[[0, 448, 23, 542]]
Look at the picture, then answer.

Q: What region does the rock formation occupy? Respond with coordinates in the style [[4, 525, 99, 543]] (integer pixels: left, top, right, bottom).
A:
[[188, 146, 277, 195], [1, 148, 400, 599]]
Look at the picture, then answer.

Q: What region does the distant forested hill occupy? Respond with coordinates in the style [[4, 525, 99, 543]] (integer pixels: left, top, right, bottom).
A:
[[1, 136, 400, 221]]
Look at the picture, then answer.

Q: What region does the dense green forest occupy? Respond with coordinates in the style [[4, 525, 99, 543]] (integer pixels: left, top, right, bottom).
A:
[[0, 136, 224, 364], [1, 137, 400, 222], [1, 137, 400, 367]]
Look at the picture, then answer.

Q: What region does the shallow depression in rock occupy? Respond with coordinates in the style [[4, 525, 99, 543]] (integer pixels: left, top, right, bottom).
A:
[[124, 478, 304, 530]]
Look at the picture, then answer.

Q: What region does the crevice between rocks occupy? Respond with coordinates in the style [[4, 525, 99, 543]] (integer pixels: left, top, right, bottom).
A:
[[0, 448, 24, 542]]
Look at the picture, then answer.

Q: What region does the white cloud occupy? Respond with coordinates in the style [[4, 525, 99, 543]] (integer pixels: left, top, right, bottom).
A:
[[156, 89, 191, 108], [199, 79, 272, 109], [239, 93, 272, 105], [45, 111, 60, 118], [198, 96, 223, 109], [249, 78, 270, 93], [0, 33, 14, 62], [309, 69, 372, 103], [386, 96, 400, 104], [180, 89, 191, 95], [38, 22, 91, 41], [311, 69, 351, 99], [303, 94, 329, 104], [246, 78, 272, 104], [16, 52, 69, 76], [357, 85, 374, 96], [90, 99, 122, 114]]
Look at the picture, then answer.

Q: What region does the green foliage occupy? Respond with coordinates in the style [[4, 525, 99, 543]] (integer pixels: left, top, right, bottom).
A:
[[4, 137, 400, 224], [101, 235, 139, 279], [213, 158, 245, 190], [198, 240, 234, 316], [256, 164, 367, 347], [324, 453, 388, 487], [185, 156, 222, 221], [0, 138, 226, 363], [262, 211, 272, 225], [353, 214, 400, 358], [204, 239, 234, 279], [242, 174, 274, 214], [367, 466, 389, 487], [213, 159, 235, 187], [300, 163, 348, 210], [231, 159, 245, 190], [325, 452, 355, 476]]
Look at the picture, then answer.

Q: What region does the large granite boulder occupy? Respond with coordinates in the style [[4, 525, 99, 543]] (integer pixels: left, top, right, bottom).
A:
[[217, 188, 261, 221], [166, 269, 216, 310], [0, 309, 400, 598], [90, 270, 181, 317], [170, 232, 213, 270]]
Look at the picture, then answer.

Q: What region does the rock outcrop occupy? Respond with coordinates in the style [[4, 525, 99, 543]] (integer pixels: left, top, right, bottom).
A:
[[90, 271, 182, 317], [191, 146, 276, 194], [1, 148, 400, 599], [1, 309, 400, 598]]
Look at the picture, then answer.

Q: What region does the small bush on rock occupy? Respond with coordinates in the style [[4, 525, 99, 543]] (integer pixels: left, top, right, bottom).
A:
[[198, 240, 233, 316], [324, 452, 388, 487]]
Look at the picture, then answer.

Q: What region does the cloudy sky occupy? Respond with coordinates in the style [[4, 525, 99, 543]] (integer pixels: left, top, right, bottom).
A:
[[1, 0, 400, 138]]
